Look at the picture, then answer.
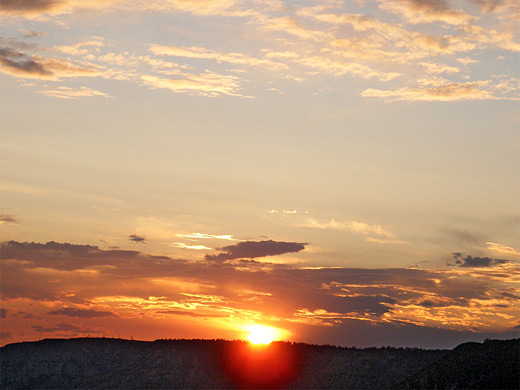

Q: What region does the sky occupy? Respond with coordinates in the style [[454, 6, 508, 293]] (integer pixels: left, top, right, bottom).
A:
[[0, 0, 519, 349]]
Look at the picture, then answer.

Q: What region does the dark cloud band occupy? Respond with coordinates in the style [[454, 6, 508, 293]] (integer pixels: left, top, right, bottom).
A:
[[205, 239, 306, 262]]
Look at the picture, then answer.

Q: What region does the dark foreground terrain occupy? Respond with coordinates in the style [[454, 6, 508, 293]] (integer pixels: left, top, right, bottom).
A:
[[1, 338, 518, 389]]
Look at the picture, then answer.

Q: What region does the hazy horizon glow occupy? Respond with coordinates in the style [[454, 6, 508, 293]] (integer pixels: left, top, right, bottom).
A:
[[1, 0, 519, 348]]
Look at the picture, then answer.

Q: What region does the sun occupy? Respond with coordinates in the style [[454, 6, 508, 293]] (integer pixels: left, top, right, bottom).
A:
[[245, 324, 279, 345]]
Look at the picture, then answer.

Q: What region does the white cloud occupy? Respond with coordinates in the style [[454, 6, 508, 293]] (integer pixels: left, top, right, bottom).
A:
[[175, 233, 240, 241], [296, 218, 395, 238], [169, 243, 212, 250]]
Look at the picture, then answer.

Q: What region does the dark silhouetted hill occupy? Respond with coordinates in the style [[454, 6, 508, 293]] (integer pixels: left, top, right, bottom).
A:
[[398, 338, 519, 389], [1, 337, 518, 389]]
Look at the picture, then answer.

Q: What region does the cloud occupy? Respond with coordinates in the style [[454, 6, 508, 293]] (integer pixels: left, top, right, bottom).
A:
[[0, 0, 63, 16], [470, 0, 520, 17], [0, 48, 53, 78], [40, 86, 111, 99], [378, 0, 474, 25], [54, 39, 105, 56], [262, 16, 327, 41], [170, 243, 212, 250], [1, 0, 253, 19], [457, 57, 479, 66], [1, 241, 518, 348], [297, 55, 401, 81], [0, 47, 102, 80], [486, 242, 520, 258], [48, 307, 118, 318], [129, 234, 146, 243], [175, 233, 240, 241], [296, 218, 394, 238], [0, 215, 18, 224], [452, 253, 509, 268], [204, 240, 306, 262], [420, 62, 460, 74], [141, 72, 242, 97], [147, 0, 247, 17], [361, 82, 496, 102], [149, 45, 285, 70], [266, 210, 301, 214], [20, 30, 46, 38], [1, 0, 122, 18]]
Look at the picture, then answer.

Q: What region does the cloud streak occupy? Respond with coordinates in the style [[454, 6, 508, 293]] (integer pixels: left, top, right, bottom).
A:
[[0, 46, 101, 80], [204, 240, 306, 262], [295, 218, 395, 238], [48, 307, 118, 318], [361, 82, 496, 102], [0, 215, 18, 224], [129, 234, 146, 243]]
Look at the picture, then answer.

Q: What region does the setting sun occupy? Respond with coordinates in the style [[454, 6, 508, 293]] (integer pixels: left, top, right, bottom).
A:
[[245, 324, 280, 345]]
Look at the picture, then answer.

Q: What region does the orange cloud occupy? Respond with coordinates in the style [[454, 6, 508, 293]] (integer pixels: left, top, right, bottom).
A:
[[486, 242, 520, 258], [1, 241, 518, 348], [0, 47, 102, 80], [141, 72, 242, 97]]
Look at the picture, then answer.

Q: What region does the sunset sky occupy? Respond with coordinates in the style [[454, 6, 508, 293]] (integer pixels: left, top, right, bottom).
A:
[[1, 0, 519, 349]]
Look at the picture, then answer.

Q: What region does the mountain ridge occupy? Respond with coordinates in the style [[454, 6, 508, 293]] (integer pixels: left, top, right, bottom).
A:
[[1, 337, 518, 389]]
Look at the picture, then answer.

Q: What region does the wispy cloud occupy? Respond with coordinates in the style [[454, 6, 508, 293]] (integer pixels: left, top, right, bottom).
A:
[[175, 233, 240, 241], [40, 86, 111, 99], [48, 307, 118, 318], [486, 242, 520, 258], [2, 0, 518, 101], [296, 218, 395, 238], [170, 243, 212, 250], [361, 81, 496, 102], [149, 45, 285, 70], [0, 215, 18, 224], [141, 72, 243, 97], [262, 16, 328, 41], [420, 61, 460, 74], [0, 47, 102, 80]]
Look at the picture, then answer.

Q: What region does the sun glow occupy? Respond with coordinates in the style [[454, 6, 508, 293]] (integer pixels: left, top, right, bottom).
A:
[[245, 324, 282, 344]]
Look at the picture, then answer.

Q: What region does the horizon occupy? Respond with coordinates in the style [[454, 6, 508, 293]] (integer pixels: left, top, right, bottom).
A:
[[1, 0, 519, 350]]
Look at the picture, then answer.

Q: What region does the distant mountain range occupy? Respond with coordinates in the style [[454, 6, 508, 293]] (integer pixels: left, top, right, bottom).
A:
[[1, 338, 518, 389]]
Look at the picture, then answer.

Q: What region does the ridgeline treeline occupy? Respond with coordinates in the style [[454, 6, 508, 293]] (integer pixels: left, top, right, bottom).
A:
[[1, 337, 518, 389]]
